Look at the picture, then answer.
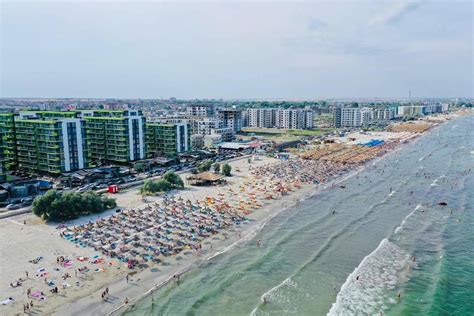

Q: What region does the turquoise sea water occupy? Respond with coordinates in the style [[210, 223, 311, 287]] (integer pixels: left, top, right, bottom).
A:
[[124, 115, 473, 316]]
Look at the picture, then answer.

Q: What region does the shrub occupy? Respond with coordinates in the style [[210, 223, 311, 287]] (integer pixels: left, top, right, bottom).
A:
[[197, 160, 212, 172], [140, 179, 173, 194], [222, 163, 232, 176]]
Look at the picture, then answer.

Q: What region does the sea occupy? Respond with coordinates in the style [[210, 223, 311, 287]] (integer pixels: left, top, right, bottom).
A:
[[124, 114, 473, 316]]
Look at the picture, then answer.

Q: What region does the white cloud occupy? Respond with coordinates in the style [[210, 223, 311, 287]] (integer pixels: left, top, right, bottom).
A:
[[368, 0, 424, 26]]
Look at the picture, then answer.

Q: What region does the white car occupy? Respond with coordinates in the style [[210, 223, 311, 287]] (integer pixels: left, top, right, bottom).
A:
[[6, 204, 22, 210]]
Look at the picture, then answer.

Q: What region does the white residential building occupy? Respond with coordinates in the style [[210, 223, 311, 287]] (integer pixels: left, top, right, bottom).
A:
[[247, 108, 277, 128], [186, 104, 215, 117], [333, 108, 362, 127], [397, 105, 426, 117], [275, 109, 313, 129]]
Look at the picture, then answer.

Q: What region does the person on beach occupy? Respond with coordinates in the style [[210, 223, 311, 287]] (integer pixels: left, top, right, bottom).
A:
[[257, 240, 261, 247], [125, 297, 129, 304], [25, 271, 29, 279], [126, 275, 129, 283]]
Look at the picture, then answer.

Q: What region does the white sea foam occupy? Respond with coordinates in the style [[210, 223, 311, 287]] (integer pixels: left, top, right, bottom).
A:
[[394, 204, 422, 234], [249, 277, 297, 316], [327, 239, 410, 316]]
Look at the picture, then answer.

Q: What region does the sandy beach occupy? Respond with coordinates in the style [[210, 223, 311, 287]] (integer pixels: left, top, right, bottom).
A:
[[0, 114, 457, 316]]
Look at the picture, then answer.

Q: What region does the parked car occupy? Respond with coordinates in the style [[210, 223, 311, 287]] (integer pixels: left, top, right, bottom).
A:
[[6, 204, 22, 210]]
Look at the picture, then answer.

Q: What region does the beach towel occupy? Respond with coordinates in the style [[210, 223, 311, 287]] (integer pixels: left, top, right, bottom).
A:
[[0, 298, 14, 305], [31, 291, 41, 298]]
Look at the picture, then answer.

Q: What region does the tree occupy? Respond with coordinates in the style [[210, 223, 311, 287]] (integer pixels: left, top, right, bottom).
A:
[[32, 190, 116, 221], [32, 190, 60, 219], [214, 163, 220, 173], [222, 163, 232, 176], [197, 160, 212, 172], [140, 179, 173, 194], [154, 179, 173, 192], [163, 171, 184, 189], [134, 162, 145, 173]]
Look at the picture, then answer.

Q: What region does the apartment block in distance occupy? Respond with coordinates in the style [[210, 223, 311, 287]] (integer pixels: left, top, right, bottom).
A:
[[247, 108, 276, 128], [14, 111, 87, 175], [146, 122, 191, 158], [80, 110, 145, 166], [333, 108, 362, 128], [275, 109, 314, 129], [187, 104, 216, 117], [218, 108, 242, 132]]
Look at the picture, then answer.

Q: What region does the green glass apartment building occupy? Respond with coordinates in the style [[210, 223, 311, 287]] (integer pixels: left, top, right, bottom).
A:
[[0, 113, 17, 170], [80, 110, 145, 166], [0, 150, 5, 182], [13, 111, 87, 175], [0, 113, 17, 181], [146, 123, 191, 158], [0, 110, 193, 178]]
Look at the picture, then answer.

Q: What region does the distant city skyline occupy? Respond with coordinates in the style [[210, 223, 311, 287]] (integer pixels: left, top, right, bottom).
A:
[[1, 0, 472, 99]]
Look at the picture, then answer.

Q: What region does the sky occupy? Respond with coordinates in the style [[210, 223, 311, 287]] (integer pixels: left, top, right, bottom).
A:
[[1, 0, 472, 99]]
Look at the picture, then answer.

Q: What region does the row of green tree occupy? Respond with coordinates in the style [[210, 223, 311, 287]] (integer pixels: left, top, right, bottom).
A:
[[197, 160, 232, 176], [140, 171, 184, 195], [32, 190, 117, 221]]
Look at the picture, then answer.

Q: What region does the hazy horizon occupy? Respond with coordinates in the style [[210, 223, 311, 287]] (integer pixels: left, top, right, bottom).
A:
[[1, 0, 472, 99]]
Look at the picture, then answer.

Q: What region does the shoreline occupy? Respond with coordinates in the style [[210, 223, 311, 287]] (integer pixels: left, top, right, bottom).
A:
[[121, 115, 468, 315], [109, 135, 418, 316], [1, 114, 461, 316]]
